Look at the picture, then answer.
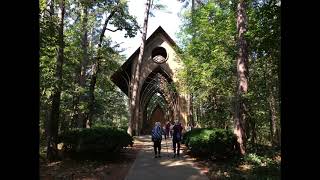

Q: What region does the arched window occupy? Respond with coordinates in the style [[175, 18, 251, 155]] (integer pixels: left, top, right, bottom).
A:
[[152, 47, 168, 64]]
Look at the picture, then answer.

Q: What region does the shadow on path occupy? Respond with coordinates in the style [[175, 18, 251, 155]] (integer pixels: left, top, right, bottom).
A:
[[125, 135, 209, 180]]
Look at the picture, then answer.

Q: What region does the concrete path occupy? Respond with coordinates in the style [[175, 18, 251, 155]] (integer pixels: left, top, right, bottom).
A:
[[125, 135, 209, 180]]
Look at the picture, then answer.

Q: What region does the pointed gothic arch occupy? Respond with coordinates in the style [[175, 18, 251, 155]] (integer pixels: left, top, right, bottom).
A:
[[111, 26, 189, 135]]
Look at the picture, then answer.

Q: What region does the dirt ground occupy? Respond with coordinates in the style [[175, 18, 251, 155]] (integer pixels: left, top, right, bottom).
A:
[[40, 138, 145, 180]]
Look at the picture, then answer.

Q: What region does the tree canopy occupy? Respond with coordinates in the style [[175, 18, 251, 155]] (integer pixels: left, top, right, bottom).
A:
[[40, 0, 280, 161], [177, 0, 280, 146]]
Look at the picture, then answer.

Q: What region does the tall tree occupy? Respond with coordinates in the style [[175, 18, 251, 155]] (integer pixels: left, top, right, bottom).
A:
[[177, 0, 280, 147], [246, 0, 281, 146], [188, 0, 196, 128], [178, 0, 212, 128], [40, 0, 58, 149], [127, 0, 168, 135], [39, 0, 138, 159], [86, 0, 138, 128], [46, 0, 65, 161], [233, 0, 249, 155], [73, 0, 90, 128], [128, 0, 152, 135], [86, 7, 116, 128]]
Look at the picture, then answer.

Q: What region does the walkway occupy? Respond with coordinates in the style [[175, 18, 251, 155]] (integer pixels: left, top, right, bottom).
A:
[[125, 135, 209, 180]]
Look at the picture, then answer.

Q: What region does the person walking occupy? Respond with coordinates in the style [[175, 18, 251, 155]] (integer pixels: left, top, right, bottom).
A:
[[172, 120, 183, 158], [151, 122, 165, 158]]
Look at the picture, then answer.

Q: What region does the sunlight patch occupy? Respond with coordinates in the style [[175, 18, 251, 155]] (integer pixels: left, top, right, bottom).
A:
[[237, 164, 252, 171], [48, 161, 62, 167]]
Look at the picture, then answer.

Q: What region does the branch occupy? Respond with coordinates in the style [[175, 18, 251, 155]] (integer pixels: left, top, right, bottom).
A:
[[106, 27, 120, 32], [99, 10, 117, 46], [112, 42, 124, 48], [195, 0, 204, 6], [43, 9, 52, 16]]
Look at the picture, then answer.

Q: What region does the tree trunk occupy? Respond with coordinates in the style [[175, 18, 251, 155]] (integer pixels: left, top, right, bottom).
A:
[[269, 93, 277, 145], [267, 67, 277, 146], [251, 117, 256, 145], [196, 106, 200, 126], [71, 88, 80, 127], [266, 55, 278, 146], [200, 103, 204, 125], [86, 9, 117, 128], [44, 108, 51, 148], [233, 0, 248, 155], [73, 4, 89, 128], [46, 0, 65, 161], [128, 0, 151, 136], [189, 0, 195, 128], [49, 0, 54, 16], [276, 126, 281, 147], [44, 0, 54, 160], [188, 93, 194, 127], [87, 61, 99, 128], [191, 0, 195, 24]]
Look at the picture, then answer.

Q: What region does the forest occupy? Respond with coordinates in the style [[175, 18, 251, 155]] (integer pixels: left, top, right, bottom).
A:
[[40, 0, 280, 179]]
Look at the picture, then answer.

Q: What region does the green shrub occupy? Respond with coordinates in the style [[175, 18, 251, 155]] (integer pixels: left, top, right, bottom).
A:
[[58, 127, 133, 160], [182, 128, 237, 158], [182, 128, 204, 146], [189, 135, 211, 155], [118, 125, 128, 132], [208, 129, 237, 157]]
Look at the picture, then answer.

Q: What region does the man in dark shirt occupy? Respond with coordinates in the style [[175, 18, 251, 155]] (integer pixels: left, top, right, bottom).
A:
[[172, 120, 183, 158]]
